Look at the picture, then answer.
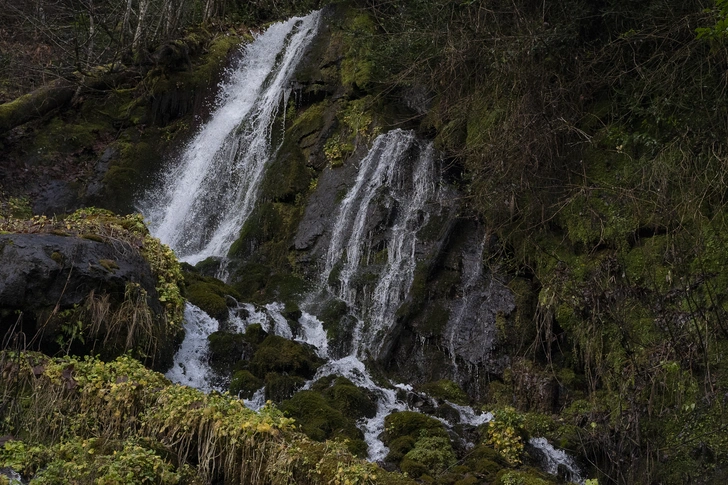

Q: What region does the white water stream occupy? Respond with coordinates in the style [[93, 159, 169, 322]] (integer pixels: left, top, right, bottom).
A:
[[323, 129, 439, 356], [143, 11, 320, 264]]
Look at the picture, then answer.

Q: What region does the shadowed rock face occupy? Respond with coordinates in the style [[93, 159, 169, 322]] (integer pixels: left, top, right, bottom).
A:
[[0, 233, 162, 353]]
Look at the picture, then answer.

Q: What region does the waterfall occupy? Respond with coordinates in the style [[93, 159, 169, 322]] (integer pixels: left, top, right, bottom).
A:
[[148, 11, 584, 477], [142, 11, 320, 264], [323, 129, 439, 356]]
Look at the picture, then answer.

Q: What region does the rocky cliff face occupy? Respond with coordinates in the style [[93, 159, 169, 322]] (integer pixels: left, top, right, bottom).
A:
[[208, 6, 521, 399]]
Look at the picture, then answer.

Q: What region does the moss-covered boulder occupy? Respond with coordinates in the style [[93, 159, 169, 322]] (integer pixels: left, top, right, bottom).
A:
[[0, 209, 184, 369], [250, 335, 323, 379], [207, 331, 253, 375], [279, 390, 367, 457], [382, 411, 455, 473], [230, 370, 264, 398], [263, 372, 307, 403], [183, 270, 241, 321]]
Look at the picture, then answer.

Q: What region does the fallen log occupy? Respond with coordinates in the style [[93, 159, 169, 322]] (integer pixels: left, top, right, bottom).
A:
[[0, 67, 135, 134]]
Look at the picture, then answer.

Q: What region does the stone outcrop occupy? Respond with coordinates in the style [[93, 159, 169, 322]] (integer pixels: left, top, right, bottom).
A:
[[0, 233, 170, 365]]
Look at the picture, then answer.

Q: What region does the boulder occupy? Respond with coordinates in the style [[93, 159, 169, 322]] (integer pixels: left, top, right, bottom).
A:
[[0, 233, 168, 364]]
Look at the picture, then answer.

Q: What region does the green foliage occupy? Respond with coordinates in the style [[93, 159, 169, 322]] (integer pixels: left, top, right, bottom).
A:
[[324, 134, 354, 167], [486, 408, 525, 466], [0, 352, 413, 485], [22, 438, 189, 485], [0, 193, 32, 219], [696, 0, 728, 39], [402, 433, 456, 477]]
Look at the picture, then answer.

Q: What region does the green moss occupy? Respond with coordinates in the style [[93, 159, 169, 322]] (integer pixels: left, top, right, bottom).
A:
[[32, 118, 106, 163], [243, 323, 268, 346], [289, 102, 328, 143], [207, 331, 249, 374], [230, 262, 270, 299], [495, 469, 556, 485], [185, 283, 228, 320], [383, 411, 449, 443], [340, 14, 378, 91], [417, 304, 450, 337], [385, 436, 416, 463], [50, 251, 63, 265], [98, 259, 119, 272], [417, 379, 468, 405], [183, 271, 240, 320], [399, 456, 429, 478], [250, 335, 322, 379], [264, 372, 306, 402], [279, 390, 365, 455], [318, 376, 377, 420], [193, 256, 222, 276], [229, 370, 263, 398], [454, 475, 480, 485]]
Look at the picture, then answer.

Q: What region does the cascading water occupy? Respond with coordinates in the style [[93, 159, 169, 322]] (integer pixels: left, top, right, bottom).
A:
[[323, 129, 439, 356], [529, 438, 584, 484], [142, 11, 320, 264], [165, 304, 221, 393], [148, 11, 583, 479]]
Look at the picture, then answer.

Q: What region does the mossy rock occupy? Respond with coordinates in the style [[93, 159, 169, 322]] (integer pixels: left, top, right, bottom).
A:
[[243, 323, 268, 346], [399, 456, 429, 479], [418, 379, 469, 405], [229, 370, 263, 398], [183, 271, 241, 320], [453, 475, 480, 485], [250, 335, 322, 379], [193, 256, 223, 276], [280, 391, 363, 446], [385, 435, 416, 463], [473, 459, 502, 478], [383, 411, 448, 443], [186, 283, 228, 320], [264, 372, 306, 402], [344, 438, 369, 458], [495, 469, 556, 485], [319, 376, 377, 420], [465, 444, 508, 468], [207, 331, 251, 374], [230, 262, 270, 299]]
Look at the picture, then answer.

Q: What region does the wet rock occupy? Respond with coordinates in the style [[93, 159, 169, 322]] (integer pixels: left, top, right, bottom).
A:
[[85, 146, 117, 199], [32, 180, 80, 216], [0, 233, 159, 322]]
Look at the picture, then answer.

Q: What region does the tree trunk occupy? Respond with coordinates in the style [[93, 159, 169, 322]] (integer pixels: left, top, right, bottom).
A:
[[133, 0, 150, 51]]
